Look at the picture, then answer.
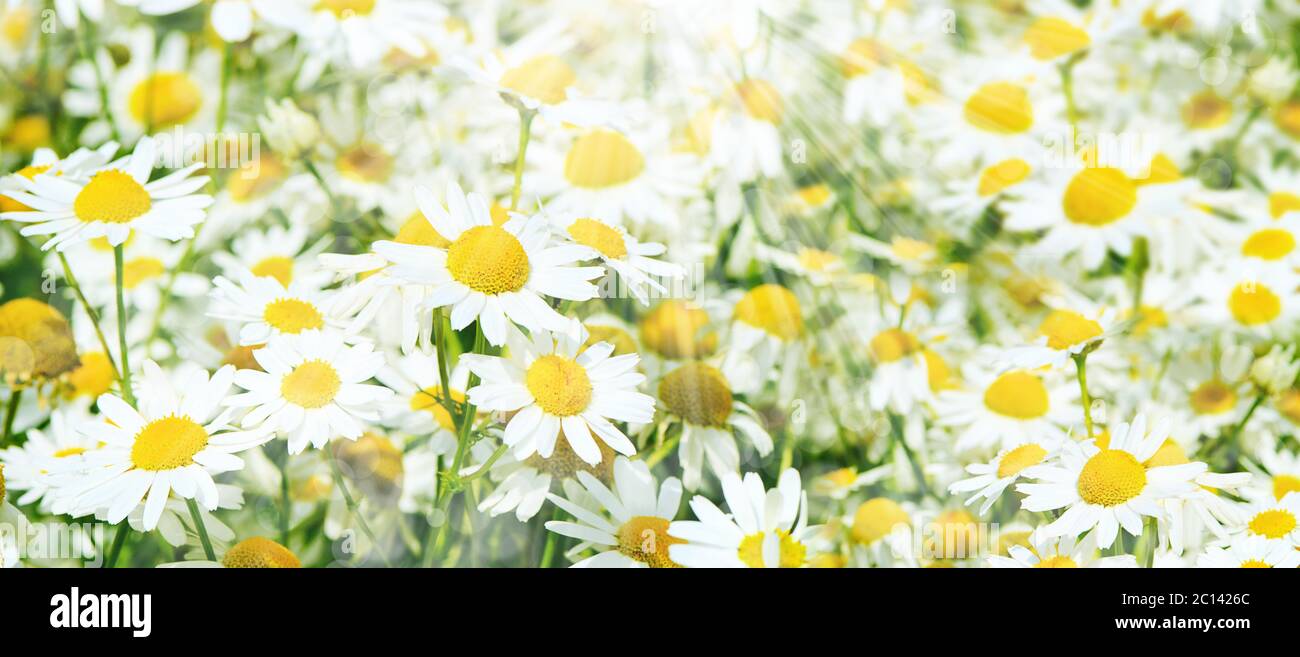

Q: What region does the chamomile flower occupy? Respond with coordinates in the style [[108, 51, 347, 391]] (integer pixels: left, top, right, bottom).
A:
[[544, 456, 684, 568], [209, 270, 341, 346], [950, 441, 1058, 515], [1196, 259, 1300, 335], [227, 330, 391, 454], [547, 212, 684, 305], [988, 531, 1137, 568], [1001, 305, 1119, 370], [473, 437, 616, 522], [0, 406, 97, 511], [1232, 492, 1300, 544], [1, 137, 212, 251], [257, 0, 446, 79], [0, 144, 116, 213], [462, 326, 654, 466], [371, 182, 604, 346], [1197, 533, 1300, 568], [668, 468, 816, 568], [211, 223, 330, 290], [657, 361, 773, 490], [63, 361, 268, 530], [374, 349, 465, 450], [161, 536, 302, 568], [935, 361, 1076, 454]]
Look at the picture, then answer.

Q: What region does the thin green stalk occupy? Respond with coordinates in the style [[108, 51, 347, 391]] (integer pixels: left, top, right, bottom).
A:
[[1, 388, 21, 446], [326, 447, 394, 566], [509, 109, 536, 210], [216, 43, 232, 132], [278, 452, 291, 547], [460, 443, 508, 483], [186, 498, 216, 561], [431, 308, 454, 414], [58, 253, 121, 383], [112, 245, 135, 406], [104, 524, 129, 568], [429, 325, 486, 563], [1073, 353, 1094, 439], [1140, 516, 1158, 568], [303, 159, 340, 209]]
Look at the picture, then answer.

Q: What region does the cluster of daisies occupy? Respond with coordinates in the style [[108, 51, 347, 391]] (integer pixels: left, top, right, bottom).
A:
[[0, 0, 1299, 569]]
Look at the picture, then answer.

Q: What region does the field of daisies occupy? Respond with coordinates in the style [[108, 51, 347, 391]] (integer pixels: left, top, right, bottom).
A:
[[2, 0, 1300, 570]]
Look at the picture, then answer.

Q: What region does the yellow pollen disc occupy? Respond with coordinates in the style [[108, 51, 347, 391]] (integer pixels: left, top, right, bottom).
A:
[[1144, 439, 1189, 468], [1062, 167, 1137, 226], [221, 537, 301, 568], [119, 257, 165, 289], [409, 386, 463, 431], [997, 443, 1047, 478], [394, 212, 450, 248], [1240, 559, 1271, 568], [735, 79, 784, 124], [797, 184, 833, 208], [1279, 390, 1300, 425], [977, 158, 1032, 196], [1141, 153, 1182, 184], [525, 355, 592, 417], [52, 446, 87, 458], [1248, 509, 1297, 539], [851, 498, 909, 545], [0, 6, 33, 48], [1132, 305, 1168, 335], [1189, 380, 1236, 415], [734, 284, 803, 340], [129, 415, 209, 471], [1228, 282, 1281, 325], [1034, 555, 1079, 568], [998, 530, 1033, 555], [6, 115, 50, 151], [251, 256, 295, 287], [1077, 449, 1147, 507], [0, 164, 53, 212], [336, 143, 393, 183], [1241, 228, 1295, 260], [0, 298, 79, 381], [1182, 90, 1232, 129], [963, 82, 1033, 134], [1039, 309, 1103, 350], [281, 360, 341, 409], [1277, 101, 1300, 140], [929, 509, 980, 559], [315, 0, 376, 18], [499, 54, 575, 105], [227, 154, 286, 202], [73, 170, 152, 224], [1268, 192, 1300, 219], [737, 529, 805, 568], [796, 248, 839, 272], [897, 59, 938, 105], [567, 218, 627, 259], [923, 349, 956, 391], [1023, 17, 1091, 60], [525, 436, 615, 481], [658, 362, 733, 428], [445, 225, 530, 294], [128, 72, 202, 128], [563, 130, 645, 189], [840, 38, 889, 78], [869, 328, 920, 363], [675, 107, 715, 156], [639, 301, 716, 360], [584, 324, 637, 356], [983, 370, 1049, 420], [891, 237, 935, 262], [826, 467, 858, 488], [263, 298, 325, 334], [68, 351, 114, 398], [1273, 474, 1300, 501], [617, 516, 683, 568], [333, 432, 404, 497]]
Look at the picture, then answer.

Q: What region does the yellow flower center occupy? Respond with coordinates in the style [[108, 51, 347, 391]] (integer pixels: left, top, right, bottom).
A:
[[567, 218, 627, 259], [524, 436, 615, 480], [840, 37, 889, 78], [1240, 559, 1271, 568], [735, 79, 784, 123], [73, 170, 152, 224], [129, 72, 202, 128], [221, 537, 301, 568], [963, 82, 1033, 134], [263, 298, 325, 334], [394, 212, 450, 248], [1228, 282, 1281, 325], [333, 432, 404, 497], [1276, 101, 1300, 140], [1247, 509, 1297, 539], [977, 158, 1032, 196], [929, 509, 980, 559], [1034, 555, 1079, 568], [445, 225, 531, 295], [1077, 449, 1147, 507], [525, 355, 592, 417], [6, 115, 50, 151], [251, 256, 295, 287], [1241, 228, 1295, 261], [0, 164, 53, 212], [119, 257, 165, 289], [1273, 474, 1300, 501], [869, 328, 920, 363], [335, 143, 393, 183], [563, 130, 645, 189], [1190, 379, 1236, 415], [228, 154, 286, 202], [734, 284, 803, 340], [0, 298, 78, 381], [659, 362, 733, 428], [1023, 17, 1091, 60], [997, 443, 1048, 478], [1144, 439, 1190, 467], [1268, 192, 1300, 219], [315, 0, 375, 18], [499, 54, 576, 105], [983, 370, 1049, 420], [409, 386, 463, 431], [617, 516, 682, 568], [1132, 305, 1168, 335], [1279, 390, 1300, 424], [796, 184, 833, 208], [923, 349, 956, 391], [796, 248, 838, 272], [68, 351, 115, 398], [129, 415, 209, 471], [891, 237, 935, 262], [1141, 153, 1182, 184], [1182, 90, 1231, 129], [1062, 167, 1137, 226], [639, 301, 717, 360], [584, 324, 638, 356], [1039, 309, 1103, 350], [851, 498, 909, 545], [737, 529, 805, 568], [281, 360, 341, 409]]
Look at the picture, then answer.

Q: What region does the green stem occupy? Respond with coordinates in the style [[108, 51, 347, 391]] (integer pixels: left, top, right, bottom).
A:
[[1140, 516, 1158, 568], [643, 431, 680, 468], [58, 253, 121, 383], [1073, 353, 1094, 439], [112, 245, 135, 406], [216, 43, 232, 133], [460, 443, 508, 483], [1, 388, 21, 446], [303, 159, 340, 210], [430, 324, 486, 563], [431, 309, 454, 415], [278, 452, 291, 547], [326, 447, 393, 566], [186, 498, 216, 561], [104, 524, 129, 568], [509, 109, 536, 210]]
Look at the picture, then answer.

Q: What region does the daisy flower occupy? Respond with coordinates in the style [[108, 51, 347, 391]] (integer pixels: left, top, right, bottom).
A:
[[1232, 492, 1300, 544], [0, 144, 116, 213], [1196, 259, 1300, 335], [1018, 415, 1206, 548], [473, 437, 616, 522], [1197, 533, 1300, 568], [656, 361, 773, 490], [950, 440, 1058, 515], [462, 326, 654, 466], [257, 0, 446, 81], [0, 406, 97, 511], [63, 361, 268, 530], [988, 531, 1137, 568], [1001, 305, 1120, 370], [543, 456, 684, 568], [211, 223, 330, 290], [208, 270, 341, 346], [546, 211, 684, 305], [227, 330, 391, 454], [668, 468, 816, 568], [935, 361, 1076, 454], [371, 182, 604, 347], [1, 137, 212, 251], [161, 536, 302, 568], [374, 349, 465, 450]]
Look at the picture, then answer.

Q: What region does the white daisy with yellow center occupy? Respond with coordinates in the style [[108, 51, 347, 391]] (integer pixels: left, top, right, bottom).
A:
[[209, 270, 341, 346], [709, 77, 787, 182], [0, 407, 98, 512], [1003, 305, 1118, 370], [722, 283, 806, 396], [544, 457, 684, 568], [935, 362, 1076, 453], [227, 330, 391, 454], [0, 145, 116, 214], [950, 441, 1058, 514], [67, 235, 208, 312], [372, 182, 604, 346], [212, 223, 329, 291], [2, 137, 213, 251], [1233, 492, 1300, 545], [547, 212, 684, 305], [1233, 213, 1300, 268], [657, 361, 773, 490], [462, 326, 654, 466], [374, 350, 465, 452], [1018, 415, 1206, 548], [161, 535, 303, 568], [853, 300, 954, 414], [1196, 260, 1300, 334], [1197, 534, 1300, 568], [755, 243, 847, 286], [256, 0, 445, 73], [989, 531, 1137, 568], [668, 468, 816, 568], [64, 361, 268, 530], [920, 63, 1065, 169]]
